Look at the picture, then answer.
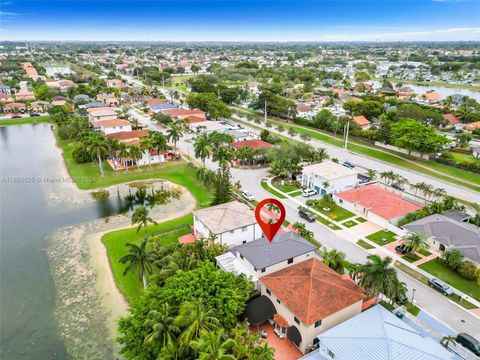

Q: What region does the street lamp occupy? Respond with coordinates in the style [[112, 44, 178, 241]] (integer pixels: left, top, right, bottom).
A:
[[410, 288, 416, 310]]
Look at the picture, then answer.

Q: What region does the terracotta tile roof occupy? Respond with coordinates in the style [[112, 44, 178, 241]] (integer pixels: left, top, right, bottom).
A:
[[353, 115, 371, 126], [335, 184, 422, 220], [260, 259, 365, 325], [163, 108, 206, 119], [87, 107, 118, 113], [297, 103, 312, 112], [231, 139, 272, 149], [106, 130, 149, 141], [186, 115, 206, 124], [464, 121, 480, 131], [92, 119, 130, 128], [442, 113, 461, 126], [4, 102, 26, 109], [424, 92, 441, 101], [147, 98, 166, 106]]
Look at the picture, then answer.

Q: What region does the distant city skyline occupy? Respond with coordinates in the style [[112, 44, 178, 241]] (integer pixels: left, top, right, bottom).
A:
[[1, 0, 480, 42]]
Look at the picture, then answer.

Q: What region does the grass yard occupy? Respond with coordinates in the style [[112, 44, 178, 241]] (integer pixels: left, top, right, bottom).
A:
[[418, 248, 432, 257], [366, 230, 398, 246], [356, 217, 367, 223], [260, 180, 287, 199], [314, 202, 355, 222], [272, 178, 301, 193], [357, 239, 375, 250], [316, 216, 341, 230], [419, 259, 480, 301], [449, 152, 480, 165], [403, 253, 422, 263], [343, 220, 358, 228], [102, 214, 193, 303], [450, 294, 478, 310], [0, 116, 52, 126], [56, 134, 213, 207], [289, 190, 303, 197]]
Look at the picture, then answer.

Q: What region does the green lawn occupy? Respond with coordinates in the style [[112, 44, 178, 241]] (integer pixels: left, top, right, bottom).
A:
[[260, 180, 287, 199], [289, 190, 303, 197], [449, 152, 480, 165], [102, 214, 193, 303], [356, 217, 367, 223], [418, 248, 432, 257], [343, 220, 358, 228], [56, 135, 212, 207], [314, 202, 355, 222], [419, 259, 480, 301], [272, 178, 301, 193], [403, 253, 422, 263], [357, 239, 375, 250], [0, 116, 52, 126], [316, 216, 341, 230], [366, 230, 398, 246]]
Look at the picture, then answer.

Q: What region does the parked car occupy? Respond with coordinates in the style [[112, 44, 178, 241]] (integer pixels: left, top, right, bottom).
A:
[[395, 245, 410, 255], [30, 113, 41, 117], [12, 115, 22, 118], [242, 191, 255, 202], [395, 293, 408, 304], [342, 161, 355, 169], [302, 188, 317, 197], [429, 278, 454, 296], [456, 333, 480, 356], [298, 209, 315, 222], [391, 183, 405, 191]]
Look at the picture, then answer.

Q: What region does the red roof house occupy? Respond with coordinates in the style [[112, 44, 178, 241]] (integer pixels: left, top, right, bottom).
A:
[[442, 113, 461, 127], [334, 184, 422, 226], [231, 139, 272, 150], [352, 115, 371, 129]]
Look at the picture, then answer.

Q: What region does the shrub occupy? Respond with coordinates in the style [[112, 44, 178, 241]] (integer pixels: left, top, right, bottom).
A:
[[57, 125, 70, 140], [90, 189, 110, 200], [71, 143, 92, 163], [457, 260, 478, 281], [442, 249, 464, 271]]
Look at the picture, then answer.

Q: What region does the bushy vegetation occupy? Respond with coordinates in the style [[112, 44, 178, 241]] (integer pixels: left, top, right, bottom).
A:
[[398, 197, 464, 226]]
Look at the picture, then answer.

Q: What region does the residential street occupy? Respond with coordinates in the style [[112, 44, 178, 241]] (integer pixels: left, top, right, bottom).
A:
[[129, 108, 480, 339]]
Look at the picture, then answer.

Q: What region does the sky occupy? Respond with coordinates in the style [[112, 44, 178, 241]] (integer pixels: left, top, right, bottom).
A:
[[1, 0, 480, 42]]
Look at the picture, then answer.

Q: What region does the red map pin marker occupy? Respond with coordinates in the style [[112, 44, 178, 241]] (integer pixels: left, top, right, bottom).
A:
[[255, 198, 286, 242]]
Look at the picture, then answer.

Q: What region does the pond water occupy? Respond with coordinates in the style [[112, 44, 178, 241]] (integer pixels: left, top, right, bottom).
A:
[[0, 124, 141, 359], [368, 80, 480, 101], [45, 66, 75, 77]]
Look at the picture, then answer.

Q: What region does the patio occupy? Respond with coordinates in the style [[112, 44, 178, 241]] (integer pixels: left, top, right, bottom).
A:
[[250, 322, 302, 360]]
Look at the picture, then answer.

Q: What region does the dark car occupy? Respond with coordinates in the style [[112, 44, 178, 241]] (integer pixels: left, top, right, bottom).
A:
[[30, 113, 41, 117], [12, 115, 22, 118], [429, 278, 454, 296], [395, 293, 408, 304], [342, 161, 355, 169], [456, 333, 480, 356], [391, 183, 405, 191], [298, 209, 315, 222], [395, 245, 409, 255]]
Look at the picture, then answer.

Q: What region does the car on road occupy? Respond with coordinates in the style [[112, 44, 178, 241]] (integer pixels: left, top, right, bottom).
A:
[[391, 183, 405, 191], [342, 161, 355, 169], [298, 208, 315, 222], [242, 191, 255, 202], [395, 293, 408, 304], [429, 278, 454, 296], [302, 188, 317, 197], [11, 115, 22, 118], [30, 113, 41, 117], [395, 245, 410, 255], [456, 333, 480, 356]]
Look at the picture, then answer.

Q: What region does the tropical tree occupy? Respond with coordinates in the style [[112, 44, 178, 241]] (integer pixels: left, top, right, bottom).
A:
[[212, 146, 234, 165], [292, 221, 315, 243], [441, 335, 457, 348], [313, 147, 329, 163], [86, 133, 109, 177], [151, 131, 168, 164], [174, 301, 220, 345], [144, 304, 180, 350], [119, 237, 157, 289], [129, 145, 143, 172], [140, 136, 155, 169], [167, 123, 183, 147], [401, 233, 430, 256], [131, 205, 157, 233], [118, 142, 130, 172], [197, 166, 217, 189], [471, 203, 480, 227], [106, 138, 120, 172], [321, 248, 347, 274], [442, 249, 464, 271], [194, 133, 212, 165], [366, 169, 377, 180], [190, 329, 236, 360]]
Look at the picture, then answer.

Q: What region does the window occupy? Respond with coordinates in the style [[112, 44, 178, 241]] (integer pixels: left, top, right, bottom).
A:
[[266, 289, 271, 296], [230, 230, 234, 234], [328, 349, 335, 359], [242, 226, 247, 232], [339, 199, 343, 204], [242, 240, 247, 244], [294, 316, 300, 325], [261, 268, 266, 273], [276, 298, 281, 304], [314, 320, 322, 328], [287, 258, 293, 264]]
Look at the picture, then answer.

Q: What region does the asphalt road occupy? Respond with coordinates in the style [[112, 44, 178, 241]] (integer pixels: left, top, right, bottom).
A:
[[128, 108, 480, 339]]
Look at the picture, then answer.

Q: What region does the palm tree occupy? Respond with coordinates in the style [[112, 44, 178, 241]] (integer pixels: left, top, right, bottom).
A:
[[366, 169, 377, 181], [314, 147, 329, 163], [401, 233, 430, 256], [196, 166, 217, 189], [443, 96, 453, 112], [190, 329, 236, 360], [174, 301, 220, 345], [129, 145, 143, 172], [106, 138, 119, 172], [119, 237, 157, 289], [356, 254, 400, 303], [151, 132, 168, 165], [86, 133, 109, 177], [131, 205, 157, 233], [212, 146, 234, 165], [167, 123, 183, 147], [442, 249, 464, 271], [322, 181, 330, 193], [144, 304, 180, 350], [321, 248, 347, 274], [441, 335, 457, 348], [194, 133, 212, 166], [471, 203, 480, 227], [117, 142, 130, 172], [140, 136, 155, 169]]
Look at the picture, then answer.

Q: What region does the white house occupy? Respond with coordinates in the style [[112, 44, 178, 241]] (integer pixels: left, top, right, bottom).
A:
[[297, 103, 316, 119], [93, 119, 132, 135], [245, 258, 365, 354], [301, 161, 358, 195], [193, 201, 262, 247], [88, 109, 118, 123]]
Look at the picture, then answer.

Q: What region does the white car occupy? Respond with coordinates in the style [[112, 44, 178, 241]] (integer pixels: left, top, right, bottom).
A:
[[302, 189, 317, 197], [242, 191, 255, 202]]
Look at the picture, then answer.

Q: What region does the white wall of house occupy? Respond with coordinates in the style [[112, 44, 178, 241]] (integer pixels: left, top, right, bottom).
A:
[[235, 251, 316, 277], [260, 285, 363, 354], [89, 114, 118, 122], [136, 151, 165, 166], [302, 173, 357, 195], [100, 124, 132, 135], [193, 217, 262, 247]]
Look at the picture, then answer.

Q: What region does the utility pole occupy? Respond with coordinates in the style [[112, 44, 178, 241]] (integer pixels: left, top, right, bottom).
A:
[[264, 100, 267, 123], [344, 120, 350, 150]]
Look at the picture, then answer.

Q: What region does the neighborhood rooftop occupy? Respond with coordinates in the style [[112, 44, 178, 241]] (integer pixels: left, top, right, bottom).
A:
[[193, 201, 256, 234], [302, 160, 358, 180]]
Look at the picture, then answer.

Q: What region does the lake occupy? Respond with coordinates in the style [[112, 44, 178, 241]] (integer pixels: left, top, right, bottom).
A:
[[0, 124, 137, 359]]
